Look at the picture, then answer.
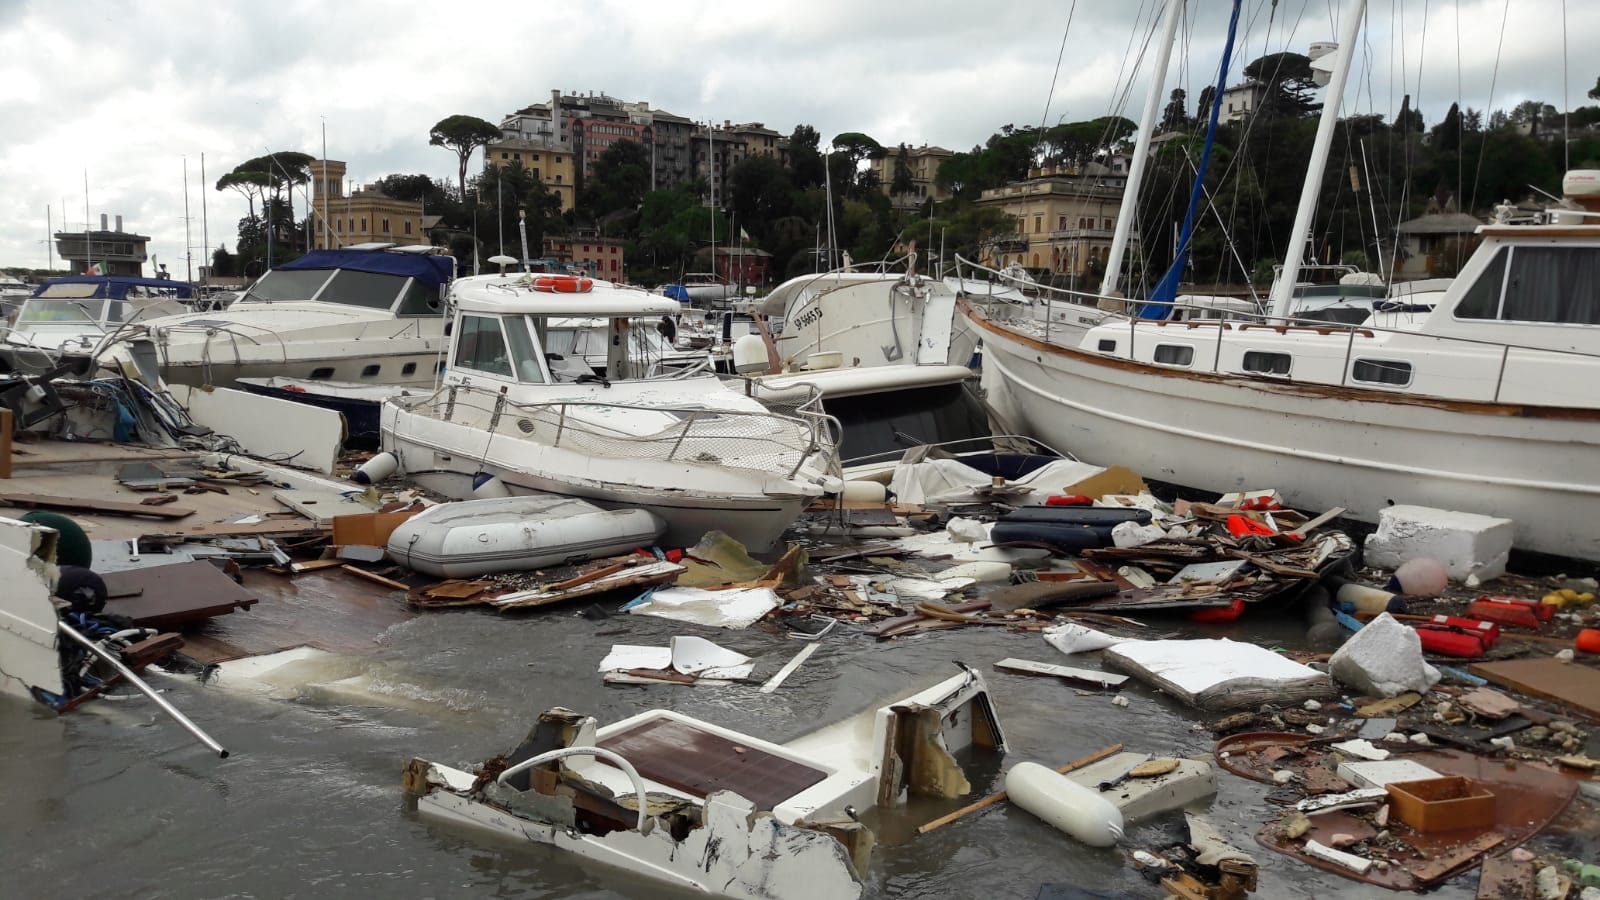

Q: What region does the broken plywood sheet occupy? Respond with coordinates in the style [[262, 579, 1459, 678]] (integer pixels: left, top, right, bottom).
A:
[[1470, 658, 1600, 718], [102, 560, 260, 628], [0, 492, 194, 519], [1104, 638, 1334, 710], [172, 384, 343, 476], [994, 658, 1127, 690], [490, 560, 684, 612]]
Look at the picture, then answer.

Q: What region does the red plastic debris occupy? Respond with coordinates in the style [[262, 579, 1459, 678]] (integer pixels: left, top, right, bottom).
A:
[[1225, 515, 1276, 537], [1045, 495, 1093, 507], [1188, 599, 1247, 623]]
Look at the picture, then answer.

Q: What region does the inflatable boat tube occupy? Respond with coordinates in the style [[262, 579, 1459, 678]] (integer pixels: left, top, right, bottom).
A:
[[387, 495, 665, 578]]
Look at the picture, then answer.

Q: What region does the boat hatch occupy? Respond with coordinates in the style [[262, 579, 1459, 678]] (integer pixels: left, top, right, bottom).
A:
[[597, 715, 830, 811]]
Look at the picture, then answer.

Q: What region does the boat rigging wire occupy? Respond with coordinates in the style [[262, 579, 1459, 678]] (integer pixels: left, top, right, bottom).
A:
[[1467, 0, 1513, 214]]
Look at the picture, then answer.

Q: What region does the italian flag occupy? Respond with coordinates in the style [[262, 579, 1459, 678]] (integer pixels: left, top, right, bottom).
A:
[[86, 262, 107, 275]]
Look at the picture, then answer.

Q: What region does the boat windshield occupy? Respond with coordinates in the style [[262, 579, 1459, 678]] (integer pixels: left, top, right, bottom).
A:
[[242, 269, 334, 302], [240, 267, 412, 310], [17, 299, 102, 324], [36, 283, 102, 299]]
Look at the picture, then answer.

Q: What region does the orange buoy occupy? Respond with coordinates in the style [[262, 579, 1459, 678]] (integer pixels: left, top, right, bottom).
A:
[[1577, 629, 1600, 654], [531, 274, 593, 294]]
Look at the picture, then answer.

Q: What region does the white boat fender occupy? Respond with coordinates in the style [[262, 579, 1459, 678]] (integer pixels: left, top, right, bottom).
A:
[[1004, 761, 1125, 847], [471, 472, 511, 499], [840, 481, 887, 504], [351, 451, 398, 485]]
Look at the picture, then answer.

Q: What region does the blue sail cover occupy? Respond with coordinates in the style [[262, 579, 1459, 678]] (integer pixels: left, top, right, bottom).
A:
[[1141, 0, 1244, 319], [662, 284, 691, 303], [279, 250, 453, 289], [33, 276, 197, 299]]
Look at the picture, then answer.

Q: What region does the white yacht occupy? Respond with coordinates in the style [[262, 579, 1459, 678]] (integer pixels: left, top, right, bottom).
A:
[[380, 273, 840, 550], [969, 174, 1600, 561], [0, 275, 193, 375], [76, 244, 454, 389]]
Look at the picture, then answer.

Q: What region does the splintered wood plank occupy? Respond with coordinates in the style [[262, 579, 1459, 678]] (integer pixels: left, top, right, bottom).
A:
[[0, 492, 195, 519], [994, 658, 1128, 689]]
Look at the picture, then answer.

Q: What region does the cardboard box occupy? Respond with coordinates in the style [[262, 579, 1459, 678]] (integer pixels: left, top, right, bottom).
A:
[[1385, 776, 1496, 833]]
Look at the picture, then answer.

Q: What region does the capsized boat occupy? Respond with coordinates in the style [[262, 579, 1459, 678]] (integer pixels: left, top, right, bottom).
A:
[[76, 244, 454, 389], [404, 666, 1004, 900], [379, 273, 840, 550], [0, 276, 193, 375]]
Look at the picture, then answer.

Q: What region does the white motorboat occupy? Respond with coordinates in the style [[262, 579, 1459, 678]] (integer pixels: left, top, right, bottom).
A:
[[664, 271, 738, 306], [76, 244, 454, 389], [404, 666, 1004, 900], [379, 273, 840, 550], [0, 276, 193, 375], [970, 181, 1600, 561]]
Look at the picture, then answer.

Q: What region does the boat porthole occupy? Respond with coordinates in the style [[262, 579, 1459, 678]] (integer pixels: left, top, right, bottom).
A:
[[517, 419, 536, 434]]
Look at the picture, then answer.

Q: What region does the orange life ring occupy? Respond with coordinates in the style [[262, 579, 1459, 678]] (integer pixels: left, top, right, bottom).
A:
[[531, 274, 593, 294]]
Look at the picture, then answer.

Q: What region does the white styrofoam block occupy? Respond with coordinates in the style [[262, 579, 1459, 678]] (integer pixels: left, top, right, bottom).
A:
[[1335, 758, 1441, 789], [1065, 752, 1217, 823], [1328, 612, 1441, 698], [1362, 505, 1513, 581]]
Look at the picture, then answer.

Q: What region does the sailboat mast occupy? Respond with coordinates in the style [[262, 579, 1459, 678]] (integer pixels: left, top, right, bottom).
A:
[[1101, 0, 1184, 298], [200, 153, 210, 286], [1268, 0, 1367, 318], [183, 156, 194, 283]]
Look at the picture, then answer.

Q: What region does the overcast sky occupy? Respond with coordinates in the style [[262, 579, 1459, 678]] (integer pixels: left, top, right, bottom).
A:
[[0, 0, 1592, 274]]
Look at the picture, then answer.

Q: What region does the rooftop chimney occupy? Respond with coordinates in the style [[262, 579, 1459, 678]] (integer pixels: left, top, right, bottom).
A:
[[100, 213, 108, 231]]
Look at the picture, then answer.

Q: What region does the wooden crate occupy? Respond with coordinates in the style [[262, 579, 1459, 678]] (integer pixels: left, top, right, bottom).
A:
[[1386, 776, 1496, 833]]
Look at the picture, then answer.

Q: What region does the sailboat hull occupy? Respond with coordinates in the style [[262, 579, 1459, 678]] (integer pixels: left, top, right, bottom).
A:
[[972, 310, 1600, 562]]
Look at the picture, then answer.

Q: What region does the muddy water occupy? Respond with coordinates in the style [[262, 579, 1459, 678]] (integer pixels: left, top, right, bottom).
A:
[[0, 592, 1575, 899]]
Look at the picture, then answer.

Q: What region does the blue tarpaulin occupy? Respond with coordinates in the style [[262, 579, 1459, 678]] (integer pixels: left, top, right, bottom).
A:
[[33, 276, 196, 299], [279, 250, 453, 288]]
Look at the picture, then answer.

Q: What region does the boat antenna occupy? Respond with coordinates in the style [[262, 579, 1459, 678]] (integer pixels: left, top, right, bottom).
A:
[[183, 156, 194, 283], [200, 153, 210, 286]]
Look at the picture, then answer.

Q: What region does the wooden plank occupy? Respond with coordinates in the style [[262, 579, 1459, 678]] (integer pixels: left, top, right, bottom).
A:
[[0, 492, 195, 519], [288, 559, 345, 574], [1476, 853, 1534, 900], [340, 565, 410, 591], [915, 743, 1124, 835], [1405, 832, 1503, 883], [143, 519, 330, 539], [994, 658, 1128, 689], [1470, 658, 1600, 719]]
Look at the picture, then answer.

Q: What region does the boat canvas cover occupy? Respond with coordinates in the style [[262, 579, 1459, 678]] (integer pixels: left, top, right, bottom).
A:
[[33, 276, 197, 299], [279, 250, 452, 290]]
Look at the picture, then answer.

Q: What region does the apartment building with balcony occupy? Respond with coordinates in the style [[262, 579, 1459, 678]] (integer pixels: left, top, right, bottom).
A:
[[976, 165, 1133, 278], [869, 144, 955, 210]]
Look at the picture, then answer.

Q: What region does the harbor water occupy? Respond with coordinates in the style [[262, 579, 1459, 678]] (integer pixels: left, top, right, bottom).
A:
[[5, 582, 1558, 900]]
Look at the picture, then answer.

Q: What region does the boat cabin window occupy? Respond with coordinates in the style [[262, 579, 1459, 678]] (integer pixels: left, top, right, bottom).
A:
[[1242, 351, 1292, 375], [1351, 359, 1413, 386], [1500, 247, 1600, 325], [243, 268, 333, 302], [1097, 339, 1117, 353], [454, 314, 545, 383], [361, 364, 381, 378], [310, 367, 335, 379], [317, 269, 410, 310], [1456, 246, 1600, 325], [17, 299, 100, 323], [455, 314, 514, 378], [395, 278, 443, 316], [1152, 344, 1194, 367], [402, 362, 417, 376]]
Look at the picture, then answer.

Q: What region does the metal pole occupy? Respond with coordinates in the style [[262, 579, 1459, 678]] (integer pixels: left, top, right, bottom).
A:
[[1101, 0, 1184, 298], [1269, 0, 1368, 318], [57, 620, 229, 758], [200, 153, 210, 286], [183, 157, 194, 283]]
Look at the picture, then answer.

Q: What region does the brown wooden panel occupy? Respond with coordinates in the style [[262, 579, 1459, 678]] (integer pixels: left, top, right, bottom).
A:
[[598, 716, 828, 812]]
